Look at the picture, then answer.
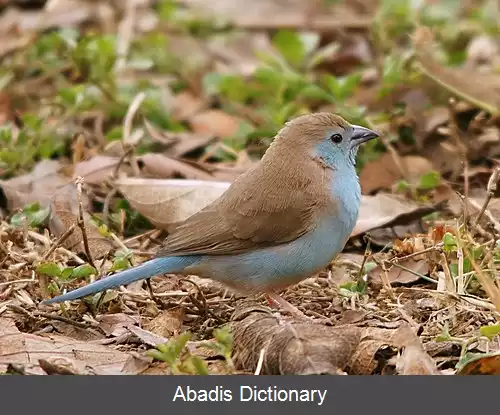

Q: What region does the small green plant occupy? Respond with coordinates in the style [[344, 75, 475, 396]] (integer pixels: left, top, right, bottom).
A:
[[37, 262, 97, 282], [148, 332, 209, 375], [10, 202, 51, 228], [201, 326, 234, 370]]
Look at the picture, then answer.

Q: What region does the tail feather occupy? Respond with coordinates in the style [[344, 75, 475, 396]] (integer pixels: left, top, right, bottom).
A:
[[41, 256, 198, 305]]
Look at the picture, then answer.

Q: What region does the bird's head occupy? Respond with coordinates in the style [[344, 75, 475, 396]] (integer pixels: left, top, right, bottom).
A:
[[275, 113, 379, 169]]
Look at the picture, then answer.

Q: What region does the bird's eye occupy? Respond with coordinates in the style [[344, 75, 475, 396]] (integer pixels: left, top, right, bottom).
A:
[[330, 133, 343, 144]]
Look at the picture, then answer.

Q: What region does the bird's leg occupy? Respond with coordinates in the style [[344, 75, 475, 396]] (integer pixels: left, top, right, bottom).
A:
[[265, 291, 309, 320], [145, 278, 159, 303]]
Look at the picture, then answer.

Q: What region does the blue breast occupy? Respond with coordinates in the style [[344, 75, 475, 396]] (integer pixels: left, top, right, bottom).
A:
[[187, 167, 361, 291]]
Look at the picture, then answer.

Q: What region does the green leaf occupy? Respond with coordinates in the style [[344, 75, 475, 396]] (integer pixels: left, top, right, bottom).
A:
[[213, 326, 233, 353], [435, 324, 452, 342], [396, 179, 410, 192], [272, 30, 306, 67], [443, 232, 457, 252], [110, 257, 131, 272], [71, 264, 97, 279], [418, 171, 441, 190], [187, 356, 209, 375], [299, 84, 334, 102], [61, 267, 74, 279], [362, 261, 377, 274], [480, 324, 500, 340], [36, 262, 62, 278]]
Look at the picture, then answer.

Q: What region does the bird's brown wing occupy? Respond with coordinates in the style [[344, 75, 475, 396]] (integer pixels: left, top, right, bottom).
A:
[[157, 158, 328, 256]]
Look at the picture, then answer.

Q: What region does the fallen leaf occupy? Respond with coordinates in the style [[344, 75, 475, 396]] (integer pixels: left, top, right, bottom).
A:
[[393, 324, 440, 375], [170, 91, 207, 121], [360, 153, 434, 193], [97, 313, 139, 337], [73, 155, 120, 186], [352, 193, 442, 237], [189, 110, 242, 139], [181, 0, 373, 32], [115, 178, 230, 229], [414, 27, 500, 115], [456, 352, 500, 375], [208, 31, 275, 77], [144, 121, 216, 157], [230, 302, 431, 375], [0, 317, 147, 375], [138, 153, 214, 180], [0, 91, 13, 126], [126, 325, 169, 347], [369, 258, 430, 287], [144, 308, 185, 338]]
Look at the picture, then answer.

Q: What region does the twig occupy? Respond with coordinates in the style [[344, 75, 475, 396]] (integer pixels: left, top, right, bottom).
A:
[[114, 0, 137, 72], [102, 187, 118, 226], [439, 253, 456, 293], [447, 98, 469, 191], [7, 304, 90, 329], [475, 167, 500, 225], [463, 241, 500, 315], [254, 348, 266, 376], [375, 260, 395, 299], [468, 198, 500, 234], [390, 261, 439, 284], [392, 242, 443, 262], [180, 278, 223, 323], [121, 92, 146, 177], [42, 223, 76, 260], [75, 177, 97, 270], [0, 279, 37, 288], [356, 240, 371, 285]]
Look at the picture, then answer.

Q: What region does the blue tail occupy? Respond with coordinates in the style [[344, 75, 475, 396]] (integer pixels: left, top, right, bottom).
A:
[[41, 256, 199, 305]]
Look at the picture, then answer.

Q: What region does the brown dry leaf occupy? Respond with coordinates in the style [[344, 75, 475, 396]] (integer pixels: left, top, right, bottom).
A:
[[170, 91, 207, 121], [0, 159, 69, 218], [0, 1, 94, 33], [165, 34, 212, 73], [0, 159, 66, 206], [73, 155, 120, 186], [115, 178, 230, 229], [352, 193, 441, 237], [126, 325, 169, 347], [144, 308, 185, 338], [456, 352, 500, 375], [49, 321, 105, 342], [231, 302, 362, 375], [393, 324, 440, 375], [0, 317, 148, 375], [0, 91, 14, 126], [369, 258, 430, 287], [138, 153, 214, 180], [414, 27, 500, 115], [360, 153, 434, 193], [189, 110, 242, 139], [144, 121, 216, 157], [208, 32, 275, 76], [448, 191, 500, 233], [230, 302, 431, 375], [181, 0, 373, 31], [97, 313, 140, 337]]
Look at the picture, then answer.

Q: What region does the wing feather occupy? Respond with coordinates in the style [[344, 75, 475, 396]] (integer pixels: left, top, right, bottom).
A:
[[157, 152, 330, 257]]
